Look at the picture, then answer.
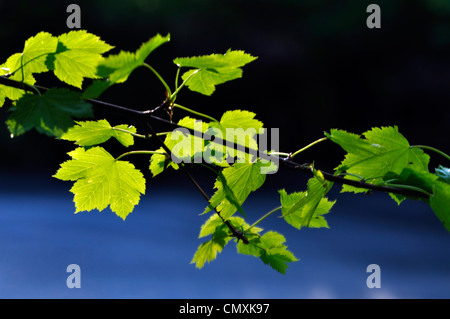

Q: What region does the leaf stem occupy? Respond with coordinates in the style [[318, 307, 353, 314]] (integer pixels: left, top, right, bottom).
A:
[[142, 63, 172, 97], [411, 145, 450, 162], [170, 69, 199, 100], [290, 137, 328, 159], [111, 127, 146, 139], [382, 183, 432, 197], [338, 171, 365, 181], [174, 67, 181, 93], [246, 206, 282, 232], [115, 150, 165, 161], [268, 151, 290, 157], [172, 103, 219, 122], [111, 127, 170, 139]]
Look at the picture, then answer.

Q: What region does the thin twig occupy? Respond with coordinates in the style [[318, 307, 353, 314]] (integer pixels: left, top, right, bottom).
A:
[[0, 76, 431, 200]]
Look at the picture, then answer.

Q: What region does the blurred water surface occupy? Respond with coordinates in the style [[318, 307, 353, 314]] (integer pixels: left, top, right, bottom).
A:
[[0, 173, 449, 299]]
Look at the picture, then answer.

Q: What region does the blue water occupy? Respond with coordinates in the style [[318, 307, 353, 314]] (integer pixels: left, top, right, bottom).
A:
[[0, 173, 449, 299]]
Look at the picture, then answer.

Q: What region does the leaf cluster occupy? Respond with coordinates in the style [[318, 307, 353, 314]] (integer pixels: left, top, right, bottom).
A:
[[0, 30, 448, 274], [326, 127, 450, 231]]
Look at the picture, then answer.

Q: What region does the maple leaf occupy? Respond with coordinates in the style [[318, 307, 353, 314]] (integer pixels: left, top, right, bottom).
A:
[[6, 88, 93, 137], [53, 147, 146, 220], [61, 119, 137, 147], [174, 50, 257, 95]]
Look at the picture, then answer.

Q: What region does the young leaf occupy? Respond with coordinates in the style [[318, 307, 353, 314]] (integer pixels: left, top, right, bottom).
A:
[[0, 32, 58, 101], [6, 88, 93, 137], [430, 181, 450, 231], [191, 223, 231, 269], [199, 213, 262, 239], [326, 126, 430, 193], [282, 176, 333, 228], [199, 214, 226, 238], [149, 152, 179, 177], [174, 50, 257, 95], [84, 34, 170, 98], [15, 32, 58, 75], [149, 116, 208, 177], [279, 188, 336, 229], [203, 161, 266, 219], [205, 109, 264, 164], [61, 119, 137, 147], [384, 168, 450, 231], [51, 30, 114, 88], [194, 214, 266, 269], [219, 109, 264, 131], [0, 54, 37, 101], [134, 33, 171, 64], [256, 232, 298, 274], [0, 87, 5, 107], [54, 146, 146, 220]]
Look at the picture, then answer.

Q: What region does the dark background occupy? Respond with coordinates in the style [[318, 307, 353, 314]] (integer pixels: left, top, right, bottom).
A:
[[0, 0, 449, 177], [0, 0, 449, 299]]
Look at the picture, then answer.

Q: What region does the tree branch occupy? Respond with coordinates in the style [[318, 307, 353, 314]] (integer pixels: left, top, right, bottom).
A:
[[0, 75, 430, 200]]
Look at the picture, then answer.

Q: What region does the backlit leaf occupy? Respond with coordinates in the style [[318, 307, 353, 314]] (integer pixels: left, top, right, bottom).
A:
[[174, 50, 257, 95], [256, 231, 298, 274], [203, 161, 266, 219], [383, 168, 450, 231], [326, 126, 430, 193], [279, 187, 336, 229], [0, 32, 58, 101], [205, 109, 264, 164], [191, 223, 231, 269], [61, 119, 137, 147], [52, 30, 113, 88], [84, 34, 170, 98], [149, 116, 207, 177], [54, 146, 146, 220]]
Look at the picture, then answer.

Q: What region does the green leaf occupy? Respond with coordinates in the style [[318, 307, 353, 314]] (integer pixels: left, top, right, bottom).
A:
[[236, 229, 298, 274], [17, 32, 58, 75], [191, 223, 231, 269], [54, 146, 146, 220], [207, 110, 264, 163], [199, 213, 262, 239], [383, 168, 450, 231], [201, 109, 265, 167], [257, 231, 298, 274], [280, 176, 333, 229], [149, 116, 208, 177], [51, 30, 114, 88], [0, 88, 5, 107], [199, 214, 226, 238], [134, 33, 171, 64], [0, 32, 58, 101], [149, 152, 179, 177], [436, 165, 450, 184], [6, 88, 93, 137], [203, 161, 266, 219], [194, 214, 266, 269], [279, 187, 336, 229], [174, 50, 257, 95], [219, 109, 264, 131], [387, 168, 437, 196], [61, 119, 137, 147], [326, 126, 430, 193], [0, 54, 37, 101], [84, 34, 170, 98], [430, 181, 450, 231]]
